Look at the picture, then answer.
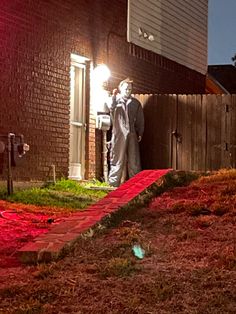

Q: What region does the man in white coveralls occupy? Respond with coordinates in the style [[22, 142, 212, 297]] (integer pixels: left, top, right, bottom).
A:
[[108, 78, 144, 187]]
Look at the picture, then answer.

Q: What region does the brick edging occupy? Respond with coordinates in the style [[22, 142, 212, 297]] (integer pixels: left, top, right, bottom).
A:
[[18, 169, 176, 264]]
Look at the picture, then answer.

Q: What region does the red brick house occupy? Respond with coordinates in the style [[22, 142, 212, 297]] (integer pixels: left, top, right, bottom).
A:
[[0, 0, 208, 182]]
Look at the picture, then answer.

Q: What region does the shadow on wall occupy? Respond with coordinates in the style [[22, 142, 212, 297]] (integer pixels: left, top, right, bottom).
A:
[[140, 95, 173, 170]]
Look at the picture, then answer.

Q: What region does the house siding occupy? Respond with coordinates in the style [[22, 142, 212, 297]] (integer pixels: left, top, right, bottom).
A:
[[0, 0, 207, 182], [128, 0, 208, 74]]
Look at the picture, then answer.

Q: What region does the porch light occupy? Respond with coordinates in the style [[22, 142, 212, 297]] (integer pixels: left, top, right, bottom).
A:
[[91, 64, 111, 113], [92, 64, 110, 84]]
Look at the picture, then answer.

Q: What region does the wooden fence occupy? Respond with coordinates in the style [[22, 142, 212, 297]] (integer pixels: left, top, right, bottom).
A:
[[136, 94, 236, 171]]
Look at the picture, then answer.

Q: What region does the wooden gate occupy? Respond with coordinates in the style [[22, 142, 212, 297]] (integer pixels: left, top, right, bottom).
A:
[[136, 94, 236, 171]]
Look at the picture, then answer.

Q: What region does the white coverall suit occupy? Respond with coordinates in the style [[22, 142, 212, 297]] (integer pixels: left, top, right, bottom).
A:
[[108, 94, 144, 187]]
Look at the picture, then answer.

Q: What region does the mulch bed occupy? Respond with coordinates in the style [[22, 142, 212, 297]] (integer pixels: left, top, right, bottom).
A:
[[0, 176, 235, 313], [0, 201, 70, 268]]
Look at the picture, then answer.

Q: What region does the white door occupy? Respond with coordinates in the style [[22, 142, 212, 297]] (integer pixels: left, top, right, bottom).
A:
[[69, 60, 86, 180]]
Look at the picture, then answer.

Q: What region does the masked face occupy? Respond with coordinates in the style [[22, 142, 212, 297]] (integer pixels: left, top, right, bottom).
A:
[[119, 82, 132, 99]]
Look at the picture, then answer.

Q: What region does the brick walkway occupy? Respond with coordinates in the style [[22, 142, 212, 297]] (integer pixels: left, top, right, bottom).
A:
[[18, 169, 171, 264]]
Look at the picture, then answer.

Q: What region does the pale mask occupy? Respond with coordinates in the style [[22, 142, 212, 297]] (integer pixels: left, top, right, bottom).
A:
[[119, 82, 132, 99]]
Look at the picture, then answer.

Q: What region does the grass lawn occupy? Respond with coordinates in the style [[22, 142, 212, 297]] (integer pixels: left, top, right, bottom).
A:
[[0, 179, 109, 269], [0, 170, 235, 313], [0, 179, 108, 213]]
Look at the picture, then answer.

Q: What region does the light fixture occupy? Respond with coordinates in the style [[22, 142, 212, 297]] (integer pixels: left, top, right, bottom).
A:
[[138, 27, 155, 42], [148, 34, 154, 41], [143, 32, 148, 38], [138, 27, 143, 36], [91, 64, 111, 114], [92, 64, 111, 84]]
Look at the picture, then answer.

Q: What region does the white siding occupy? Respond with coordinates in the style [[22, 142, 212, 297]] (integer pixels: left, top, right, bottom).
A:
[[127, 0, 208, 74]]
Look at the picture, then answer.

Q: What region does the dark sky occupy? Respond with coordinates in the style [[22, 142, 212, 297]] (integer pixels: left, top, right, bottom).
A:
[[208, 0, 236, 65]]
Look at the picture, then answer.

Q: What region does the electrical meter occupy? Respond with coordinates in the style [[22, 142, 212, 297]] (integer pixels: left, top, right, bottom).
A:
[[96, 114, 111, 131]]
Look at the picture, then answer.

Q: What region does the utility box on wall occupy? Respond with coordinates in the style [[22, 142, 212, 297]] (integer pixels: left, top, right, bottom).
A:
[[96, 114, 111, 132], [0, 133, 29, 194]]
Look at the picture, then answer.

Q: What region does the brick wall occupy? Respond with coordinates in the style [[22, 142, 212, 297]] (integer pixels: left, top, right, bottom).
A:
[[0, 0, 206, 182]]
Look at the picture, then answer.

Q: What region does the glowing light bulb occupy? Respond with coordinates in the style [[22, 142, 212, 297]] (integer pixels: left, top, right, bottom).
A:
[[92, 64, 110, 83]]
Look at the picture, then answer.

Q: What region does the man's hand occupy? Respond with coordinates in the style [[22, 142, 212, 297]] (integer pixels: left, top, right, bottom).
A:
[[138, 136, 142, 142], [110, 88, 119, 110], [112, 88, 119, 96]]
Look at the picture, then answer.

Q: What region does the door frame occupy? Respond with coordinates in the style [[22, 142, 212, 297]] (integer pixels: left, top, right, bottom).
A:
[[69, 54, 89, 180]]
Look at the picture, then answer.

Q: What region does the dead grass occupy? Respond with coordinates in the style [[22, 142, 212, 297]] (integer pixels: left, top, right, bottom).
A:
[[198, 168, 236, 183], [0, 169, 235, 313]]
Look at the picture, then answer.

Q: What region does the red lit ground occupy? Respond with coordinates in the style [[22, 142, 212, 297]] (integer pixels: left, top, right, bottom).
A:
[[0, 201, 70, 268], [0, 175, 235, 313]]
